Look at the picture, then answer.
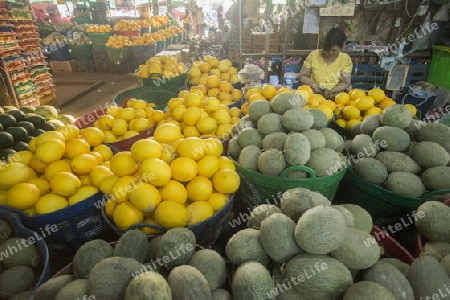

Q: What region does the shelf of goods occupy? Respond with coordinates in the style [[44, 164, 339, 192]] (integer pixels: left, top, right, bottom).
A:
[[0, 0, 55, 108]]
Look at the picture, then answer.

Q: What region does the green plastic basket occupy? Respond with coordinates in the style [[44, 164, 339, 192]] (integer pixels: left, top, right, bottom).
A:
[[333, 167, 450, 253], [86, 31, 113, 49], [233, 158, 348, 210], [136, 72, 187, 90], [113, 85, 180, 110], [69, 44, 93, 61], [105, 45, 129, 65]]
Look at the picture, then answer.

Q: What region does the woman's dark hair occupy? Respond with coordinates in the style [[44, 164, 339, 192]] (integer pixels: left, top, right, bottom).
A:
[[323, 27, 347, 51]]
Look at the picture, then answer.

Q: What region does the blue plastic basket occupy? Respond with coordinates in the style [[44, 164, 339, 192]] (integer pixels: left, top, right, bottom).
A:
[[17, 192, 108, 252], [101, 194, 235, 247], [0, 206, 50, 297]]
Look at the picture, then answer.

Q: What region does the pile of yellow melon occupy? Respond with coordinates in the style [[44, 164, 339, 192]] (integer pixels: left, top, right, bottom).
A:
[[101, 137, 240, 231], [0, 126, 115, 216], [333, 88, 416, 131], [114, 20, 140, 32], [105, 35, 131, 49], [86, 24, 112, 33], [135, 56, 186, 79]]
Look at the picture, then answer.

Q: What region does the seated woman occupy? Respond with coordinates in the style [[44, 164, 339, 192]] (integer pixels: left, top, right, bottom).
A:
[[298, 27, 353, 99]]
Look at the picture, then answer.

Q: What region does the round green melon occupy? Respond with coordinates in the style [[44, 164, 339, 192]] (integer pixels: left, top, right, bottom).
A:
[[280, 187, 330, 222], [0, 237, 39, 268], [248, 100, 273, 121], [73, 239, 114, 279], [114, 229, 148, 263], [343, 281, 395, 300], [354, 157, 388, 184], [257, 113, 283, 135], [319, 128, 344, 152], [360, 115, 381, 136], [306, 148, 343, 177], [375, 151, 421, 174], [125, 271, 171, 300], [331, 205, 355, 227], [281, 108, 314, 132], [55, 279, 90, 300], [341, 204, 373, 233], [261, 132, 287, 150], [0, 266, 34, 298], [301, 129, 326, 151], [35, 275, 75, 300], [232, 261, 274, 300], [225, 228, 270, 266], [411, 141, 450, 169], [284, 132, 311, 166], [421, 166, 450, 190], [238, 145, 261, 172], [227, 137, 241, 160], [237, 127, 262, 149], [386, 171, 425, 198], [188, 249, 227, 291], [372, 126, 410, 152], [157, 227, 196, 268], [380, 104, 412, 128], [248, 204, 282, 229], [271, 93, 306, 114], [415, 201, 450, 242], [168, 265, 211, 300], [309, 109, 328, 129], [257, 148, 286, 176], [350, 134, 378, 157]]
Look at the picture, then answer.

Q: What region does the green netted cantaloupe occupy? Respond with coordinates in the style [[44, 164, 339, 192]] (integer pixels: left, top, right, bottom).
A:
[[372, 126, 410, 152], [376, 151, 421, 174], [411, 141, 450, 169], [157, 227, 196, 268], [405, 119, 423, 137], [0, 220, 11, 245], [281, 108, 314, 132], [414, 122, 450, 154], [308, 109, 328, 129], [168, 265, 211, 300], [362, 260, 414, 300], [280, 188, 330, 222], [330, 227, 380, 269], [442, 254, 450, 275], [423, 242, 450, 260], [55, 279, 90, 300], [88, 257, 143, 300], [247, 204, 282, 229], [386, 171, 425, 198], [415, 201, 450, 242], [408, 255, 450, 300], [284, 132, 311, 166], [380, 104, 412, 128], [257, 149, 286, 176], [227, 137, 241, 160], [232, 261, 274, 300], [285, 254, 353, 300], [114, 229, 148, 263], [343, 281, 395, 300], [341, 204, 373, 233], [260, 213, 302, 263], [306, 148, 342, 177], [421, 166, 450, 190], [248, 100, 273, 121], [35, 274, 75, 300], [238, 145, 261, 172], [124, 271, 171, 300], [225, 228, 270, 266], [319, 128, 344, 152], [301, 129, 326, 151], [237, 127, 262, 149], [350, 134, 378, 157], [189, 249, 227, 291], [331, 205, 354, 227], [354, 158, 388, 184], [294, 205, 347, 254], [350, 122, 362, 137], [257, 113, 284, 135], [0, 266, 34, 298], [360, 115, 381, 136], [0, 238, 39, 268], [378, 258, 410, 276], [231, 116, 256, 137], [261, 132, 287, 150], [271, 93, 306, 114], [211, 288, 232, 300], [8, 291, 33, 300], [271, 263, 306, 300], [146, 235, 162, 262], [73, 239, 113, 279]]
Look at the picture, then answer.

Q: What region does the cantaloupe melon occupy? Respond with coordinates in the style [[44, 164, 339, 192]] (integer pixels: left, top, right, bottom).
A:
[[281, 108, 314, 132], [330, 227, 380, 269], [284, 132, 311, 166], [376, 151, 421, 174], [343, 281, 395, 300], [380, 104, 412, 128], [405, 119, 423, 137], [354, 157, 388, 184], [362, 260, 414, 300], [442, 254, 450, 276], [350, 122, 362, 137], [248, 100, 273, 121], [237, 127, 262, 149], [211, 288, 232, 300], [157, 227, 196, 268], [168, 265, 211, 300], [73, 239, 114, 279], [8, 290, 33, 300], [414, 123, 450, 154], [257, 149, 286, 176], [360, 115, 381, 136], [261, 132, 287, 150], [225, 228, 270, 266], [271, 93, 306, 114], [294, 205, 347, 254], [424, 242, 450, 260], [408, 255, 450, 300], [0, 238, 39, 268], [350, 134, 378, 157], [319, 128, 345, 152], [146, 235, 162, 262], [308, 109, 328, 129], [113, 230, 148, 264], [260, 213, 302, 263], [411, 141, 450, 169], [238, 145, 261, 172], [271, 263, 306, 300], [188, 249, 227, 291], [247, 204, 282, 229], [280, 188, 330, 222], [231, 116, 256, 137], [227, 137, 241, 160], [285, 254, 353, 300], [372, 126, 410, 152], [232, 261, 274, 300], [416, 201, 450, 242], [257, 113, 284, 135], [421, 166, 450, 190], [301, 129, 326, 151], [0, 266, 34, 298], [306, 148, 343, 177], [35, 274, 74, 300], [55, 279, 90, 300], [341, 204, 373, 233], [386, 171, 425, 198], [125, 271, 171, 300], [378, 258, 410, 276], [331, 205, 354, 227]]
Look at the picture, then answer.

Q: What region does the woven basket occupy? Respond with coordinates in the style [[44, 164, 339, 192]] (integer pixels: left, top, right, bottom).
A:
[[101, 194, 235, 248], [0, 206, 50, 297]]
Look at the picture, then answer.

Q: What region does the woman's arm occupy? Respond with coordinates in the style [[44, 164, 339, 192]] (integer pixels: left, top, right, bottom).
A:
[[298, 67, 322, 93], [329, 69, 351, 94]]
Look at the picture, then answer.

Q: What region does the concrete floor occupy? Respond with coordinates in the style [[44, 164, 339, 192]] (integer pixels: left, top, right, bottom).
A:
[[52, 72, 138, 119]]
